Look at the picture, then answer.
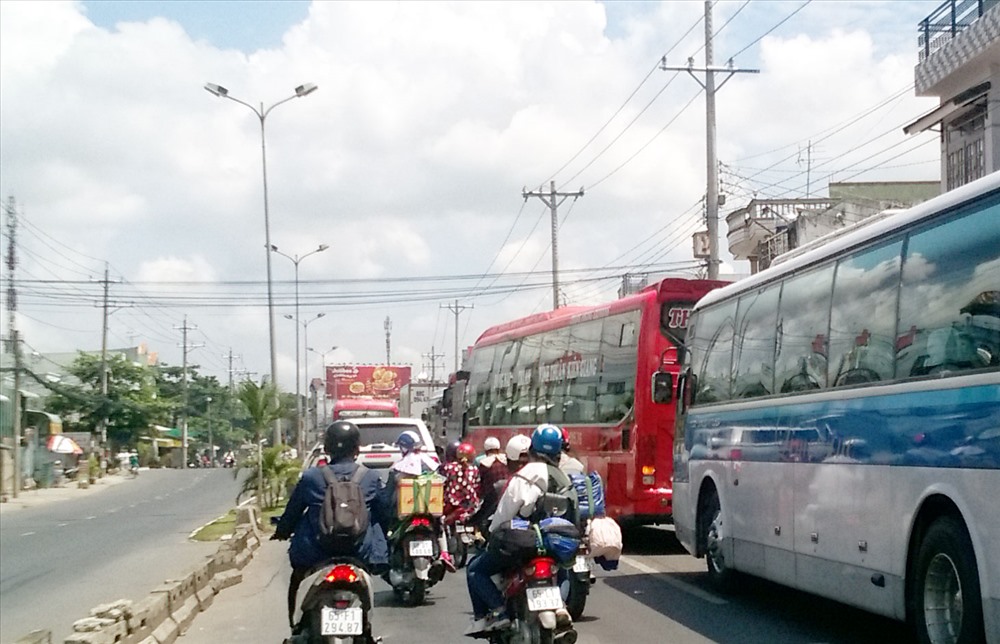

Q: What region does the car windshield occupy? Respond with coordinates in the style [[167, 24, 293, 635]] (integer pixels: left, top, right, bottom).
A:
[[358, 423, 423, 447]]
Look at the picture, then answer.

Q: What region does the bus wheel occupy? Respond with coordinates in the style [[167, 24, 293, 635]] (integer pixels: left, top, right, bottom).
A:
[[700, 488, 736, 592], [910, 516, 984, 644]]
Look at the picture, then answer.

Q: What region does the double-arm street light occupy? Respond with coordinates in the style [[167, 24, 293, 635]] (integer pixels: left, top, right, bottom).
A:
[[272, 244, 328, 453], [308, 344, 338, 429], [204, 81, 318, 448], [285, 312, 325, 455]]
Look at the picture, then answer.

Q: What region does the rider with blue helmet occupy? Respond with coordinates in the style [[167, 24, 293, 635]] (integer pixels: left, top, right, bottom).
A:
[[464, 424, 571, 635]]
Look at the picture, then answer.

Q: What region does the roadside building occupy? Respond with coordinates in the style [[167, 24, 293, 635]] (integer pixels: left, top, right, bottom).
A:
[[904, 0, 1000, 191]]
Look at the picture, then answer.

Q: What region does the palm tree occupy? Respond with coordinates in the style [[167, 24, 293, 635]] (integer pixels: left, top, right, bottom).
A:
[[235, 444, 301, 508], [235, 380, 286, 507]]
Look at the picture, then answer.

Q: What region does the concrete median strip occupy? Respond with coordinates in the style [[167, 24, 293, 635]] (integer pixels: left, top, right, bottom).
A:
[[15, 505, 264, 644]]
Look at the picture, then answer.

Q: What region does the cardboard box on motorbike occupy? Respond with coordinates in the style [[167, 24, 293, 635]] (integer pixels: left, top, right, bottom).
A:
[[396, 473, 445, 516]]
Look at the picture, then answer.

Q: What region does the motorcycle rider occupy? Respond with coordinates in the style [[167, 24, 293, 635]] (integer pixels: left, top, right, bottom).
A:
[[129, 450, 139, 475], [464, 425, 570, 635], [273, 420, 389, 630], [558, 427, 585, 476], [505, 434, 532, 474], [380, 430, 456, 572], [442, 441, 481, 526]]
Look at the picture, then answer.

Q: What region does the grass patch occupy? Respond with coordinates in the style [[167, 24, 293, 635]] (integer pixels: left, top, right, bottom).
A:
[[191, 503, 288, 541]]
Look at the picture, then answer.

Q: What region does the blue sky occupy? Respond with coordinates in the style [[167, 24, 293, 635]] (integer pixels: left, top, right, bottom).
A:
[[82, 0, 311, 51]]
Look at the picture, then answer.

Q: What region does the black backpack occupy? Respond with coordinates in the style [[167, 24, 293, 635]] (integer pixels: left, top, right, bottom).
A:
[[318, 464, 371, 553]]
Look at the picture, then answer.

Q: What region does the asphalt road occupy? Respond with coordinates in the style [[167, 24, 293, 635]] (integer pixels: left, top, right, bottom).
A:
[[181, 525, 914, 643], [0, 468, 241, 641]]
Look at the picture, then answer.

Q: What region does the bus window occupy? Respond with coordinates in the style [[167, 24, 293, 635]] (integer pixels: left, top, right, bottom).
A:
[[467, 344, 495, 427], [597, 311, 640, 422], [775, 265, 834, 393], [829, 240, 903, 387], [511, 335, 540, 425], [690, 300, 737, 404], [489, 341, 517, 425], [564, 320, 602, 423], [896, 200, 1000, 378], [732, 285, 780, 398], [538, 327, 569, 424]]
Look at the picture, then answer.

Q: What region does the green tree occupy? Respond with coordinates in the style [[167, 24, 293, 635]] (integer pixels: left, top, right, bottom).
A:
[[235, 379, 288, 507], [235, 444, 301, 508], [45, 352, 169, 448]]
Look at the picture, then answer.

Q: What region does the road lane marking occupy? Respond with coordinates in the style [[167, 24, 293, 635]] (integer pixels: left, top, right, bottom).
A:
[[57, 523, 68, 527], [86, 516, 96, 520], [21, 531, 35, 536], [619, 555, 727, 605]]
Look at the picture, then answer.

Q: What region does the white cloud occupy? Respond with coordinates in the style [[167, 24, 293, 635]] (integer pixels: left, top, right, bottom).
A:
[[0, 0, 950, 388]]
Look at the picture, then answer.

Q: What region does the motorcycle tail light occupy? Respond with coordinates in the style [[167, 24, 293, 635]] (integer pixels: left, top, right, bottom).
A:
[[526, 557, 556, 580], [410, 516, 432, 528], [325, 565, 358, 584], [334, 599, 351, 609]]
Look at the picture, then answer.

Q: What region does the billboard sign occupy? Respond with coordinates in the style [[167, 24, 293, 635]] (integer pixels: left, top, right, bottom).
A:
[[327, 365, 412, 401]]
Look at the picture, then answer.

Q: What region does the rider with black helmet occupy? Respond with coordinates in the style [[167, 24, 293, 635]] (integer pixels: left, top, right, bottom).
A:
[[274, 420, 389, 630]]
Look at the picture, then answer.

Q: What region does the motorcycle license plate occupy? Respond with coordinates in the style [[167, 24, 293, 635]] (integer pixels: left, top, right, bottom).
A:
[[409, 540, 434, 557], [460, 533, 474, 544], [320, 606, 363, 636], [573, 556, 591, 573], [526, 586, 563, 612]]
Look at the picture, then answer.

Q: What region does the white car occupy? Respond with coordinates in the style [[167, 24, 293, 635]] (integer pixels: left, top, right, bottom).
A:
[[303, 417, 438, 471]]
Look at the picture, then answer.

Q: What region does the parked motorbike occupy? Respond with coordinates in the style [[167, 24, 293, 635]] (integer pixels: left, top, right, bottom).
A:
[[384, 513, 446, 605], [483, 554, 577, 644]]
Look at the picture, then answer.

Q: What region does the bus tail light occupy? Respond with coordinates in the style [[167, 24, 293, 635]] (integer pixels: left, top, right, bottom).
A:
[[642, 465, 655, 485]]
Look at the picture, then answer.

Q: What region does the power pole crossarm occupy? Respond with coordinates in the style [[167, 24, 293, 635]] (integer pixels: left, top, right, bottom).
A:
[[522, 181, 584, 309]]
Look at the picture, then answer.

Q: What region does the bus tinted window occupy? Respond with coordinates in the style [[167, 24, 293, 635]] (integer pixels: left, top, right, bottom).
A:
[[775, 265, 834, 393], [829, 240, 903, 387], [732, 286, 780, 398], [467, 344, 495, 427], [511, 334, 540, 425], [597, 311, 640, 421], [538, 327, 570, 424], [896, 199, 1000, 378], [564, 320, 602, 423], [489, 342, 517, 425], [691, 300, 737, 404]]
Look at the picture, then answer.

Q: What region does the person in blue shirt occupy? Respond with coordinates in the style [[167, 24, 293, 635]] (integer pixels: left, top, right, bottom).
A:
[[274, 420, 389, 629]]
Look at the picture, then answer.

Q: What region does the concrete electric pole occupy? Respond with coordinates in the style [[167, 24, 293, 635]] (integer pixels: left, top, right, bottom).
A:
[[523, 181, 584, 309], [661, 0, 758, 279], [441, 301, 473, 373]]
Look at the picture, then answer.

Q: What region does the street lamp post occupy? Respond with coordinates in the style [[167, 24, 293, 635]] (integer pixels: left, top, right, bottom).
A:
[[285, 312, 325, 456], [206, 395, 214, 467], [204, 81, 318, 448], [270, 244, 328, 454], [308, 345, 338, 428]]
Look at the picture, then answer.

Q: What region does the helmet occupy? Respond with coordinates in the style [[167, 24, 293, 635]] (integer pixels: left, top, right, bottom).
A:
[[560, 427, 571, 451], [456, 442, 476, 462], [444, 440, 462, 463], [531, 424, 563, 457], [484, 436, 501, 452], [396, 430, 421, 454], [505, 434, 532, 462], [324, 421, 361, 460]]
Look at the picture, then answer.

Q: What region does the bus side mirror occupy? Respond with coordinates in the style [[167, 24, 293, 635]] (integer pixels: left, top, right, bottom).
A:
[[652, 371, 673, 404]]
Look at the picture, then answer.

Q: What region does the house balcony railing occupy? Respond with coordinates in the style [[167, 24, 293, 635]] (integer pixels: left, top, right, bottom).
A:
[[919, 0, 999, 62]]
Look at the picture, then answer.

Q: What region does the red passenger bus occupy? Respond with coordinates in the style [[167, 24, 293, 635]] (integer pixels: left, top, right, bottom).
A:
[[452, 278, 728, 526]]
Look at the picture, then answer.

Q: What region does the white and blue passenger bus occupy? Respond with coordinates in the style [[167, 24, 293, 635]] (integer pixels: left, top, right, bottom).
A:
[[671, 172, 1000, 644]]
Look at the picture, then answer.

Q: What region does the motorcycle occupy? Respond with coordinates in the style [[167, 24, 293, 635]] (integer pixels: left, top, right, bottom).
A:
[[384, 513, 446, 605], [482, 554, 578, 644], [560, 541, 593, 620], [269, 517, 379, 644], [443, 514, 477, 569], [287, 557, 378, 644]]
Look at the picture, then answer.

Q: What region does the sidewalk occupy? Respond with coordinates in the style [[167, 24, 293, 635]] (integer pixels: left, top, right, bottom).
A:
[[0, 471, 131, 514], [180, 536, 290, 642]]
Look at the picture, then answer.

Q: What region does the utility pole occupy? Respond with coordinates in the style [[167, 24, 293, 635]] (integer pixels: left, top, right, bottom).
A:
[[422, 346, 445, 384], [3, 197, 21, 498], [97, 263, 111, 455], [384, 316, 392, 365], [523, 181, 584, 309], [441, 300, 473, 373], [176, 317, 203, 468], [661, 0, 758, 280]]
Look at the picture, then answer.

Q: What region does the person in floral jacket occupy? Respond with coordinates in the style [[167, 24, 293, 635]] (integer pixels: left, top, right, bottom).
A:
[[442, 441, 481, 524]]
